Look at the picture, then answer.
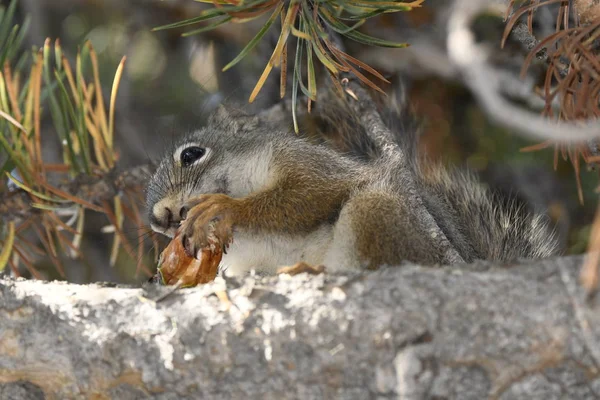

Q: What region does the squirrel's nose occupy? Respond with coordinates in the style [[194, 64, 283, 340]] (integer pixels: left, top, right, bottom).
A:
[[150, 198, 187, 236]]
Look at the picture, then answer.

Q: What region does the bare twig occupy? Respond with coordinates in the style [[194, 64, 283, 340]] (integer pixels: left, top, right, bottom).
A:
[[447, 0, 600, 143]]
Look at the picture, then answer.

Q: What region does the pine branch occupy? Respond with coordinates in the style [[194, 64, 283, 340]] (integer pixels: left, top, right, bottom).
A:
[[0, 164, 153, 227], [3, 256, 599, 398], [445, 0, 600, 143], [0, 3, 145, 275], [154, 0, 424, 132]]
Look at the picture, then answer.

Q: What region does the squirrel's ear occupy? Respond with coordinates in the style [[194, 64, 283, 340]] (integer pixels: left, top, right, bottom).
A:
[[238, 114, 259, 131], [209, 104, 259, 131], [210, 104, 232, 125]]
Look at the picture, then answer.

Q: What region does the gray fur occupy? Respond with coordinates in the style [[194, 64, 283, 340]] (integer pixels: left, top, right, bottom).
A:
[[313, 89, 561, 262], [146, 94, 560, 273]]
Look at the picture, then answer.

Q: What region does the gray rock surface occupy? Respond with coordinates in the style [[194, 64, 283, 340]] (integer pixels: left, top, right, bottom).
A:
[[1, 256, 600, 399]]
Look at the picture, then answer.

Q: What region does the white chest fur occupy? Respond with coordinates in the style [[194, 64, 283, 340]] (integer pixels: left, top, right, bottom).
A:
[[221, 225, 333, 276], [227, 145, 274, 198]]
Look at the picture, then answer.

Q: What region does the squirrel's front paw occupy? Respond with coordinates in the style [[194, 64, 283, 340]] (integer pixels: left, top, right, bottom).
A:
[[179, 194, 240, 258]]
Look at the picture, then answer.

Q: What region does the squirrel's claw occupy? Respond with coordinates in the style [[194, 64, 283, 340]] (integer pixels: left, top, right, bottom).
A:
[[179, 194, 238, 259]]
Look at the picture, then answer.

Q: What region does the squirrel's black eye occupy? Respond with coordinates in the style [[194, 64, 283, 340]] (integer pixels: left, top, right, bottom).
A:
[[180, 146, 206, 167]]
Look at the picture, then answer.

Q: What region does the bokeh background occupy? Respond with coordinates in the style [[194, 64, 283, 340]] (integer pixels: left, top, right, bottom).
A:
[[2, 0, 596, 284]]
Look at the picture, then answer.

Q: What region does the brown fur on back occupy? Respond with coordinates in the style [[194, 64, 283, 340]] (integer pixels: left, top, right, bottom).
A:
[[302, 90, 560, 262]]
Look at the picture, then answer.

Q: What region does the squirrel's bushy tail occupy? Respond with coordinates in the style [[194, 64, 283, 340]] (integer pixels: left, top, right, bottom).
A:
[[307, 85, 560, 262], [416, 162, 560, 261], [381, 82, 560, 261]]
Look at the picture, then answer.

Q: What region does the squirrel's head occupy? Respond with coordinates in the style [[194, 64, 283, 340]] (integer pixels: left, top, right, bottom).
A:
[[146, 105, 272, 237]]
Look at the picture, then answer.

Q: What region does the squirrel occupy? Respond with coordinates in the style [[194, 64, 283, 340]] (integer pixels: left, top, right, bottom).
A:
[[146, 86, 560, 276]]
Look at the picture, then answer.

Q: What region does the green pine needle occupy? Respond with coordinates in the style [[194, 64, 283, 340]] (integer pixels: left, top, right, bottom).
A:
[[157, 0, 424, 131]]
